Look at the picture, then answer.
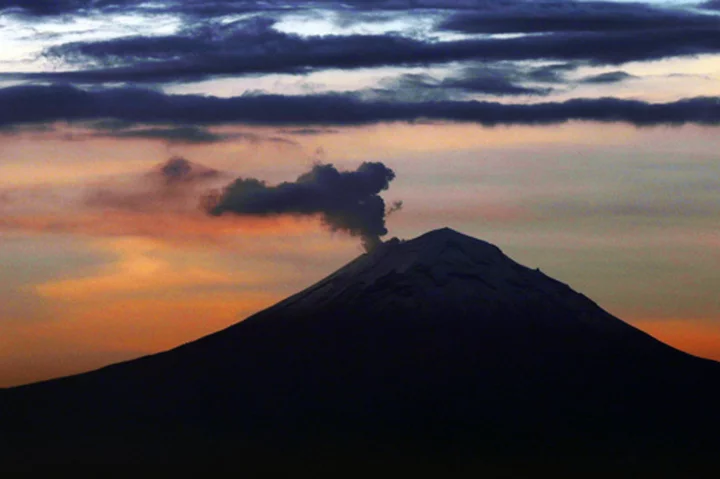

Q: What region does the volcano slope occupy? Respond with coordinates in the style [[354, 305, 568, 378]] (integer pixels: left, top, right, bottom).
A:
[[3, 228, 719, 471]]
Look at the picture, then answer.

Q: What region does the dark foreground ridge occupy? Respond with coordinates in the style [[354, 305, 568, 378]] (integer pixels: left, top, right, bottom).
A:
[[2, 228, 719, 472]]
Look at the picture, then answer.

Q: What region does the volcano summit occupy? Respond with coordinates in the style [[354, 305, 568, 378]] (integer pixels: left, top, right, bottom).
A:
[[3, 228, 719, 471]]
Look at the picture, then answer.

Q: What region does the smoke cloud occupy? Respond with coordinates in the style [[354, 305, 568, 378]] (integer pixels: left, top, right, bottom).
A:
[[203, 162, 399, 251], [85, 157, 223, 212]]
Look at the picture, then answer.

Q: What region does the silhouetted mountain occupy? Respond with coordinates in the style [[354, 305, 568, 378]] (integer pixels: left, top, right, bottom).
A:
[[2, 228, 719, 472]]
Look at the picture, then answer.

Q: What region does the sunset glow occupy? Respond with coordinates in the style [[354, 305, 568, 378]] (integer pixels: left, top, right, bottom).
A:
[[1, 0, 719, 387]]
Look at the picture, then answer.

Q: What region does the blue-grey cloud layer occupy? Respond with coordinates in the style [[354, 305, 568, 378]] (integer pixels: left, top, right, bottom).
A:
[[1, 85, 718, 128], [3, 1, 719, 86], [18, 14, 719, 85], [439, 1, 720, 33], [6, 1, 720, 17], [579, 71, 635, 84], [4, 1, 719, 128]]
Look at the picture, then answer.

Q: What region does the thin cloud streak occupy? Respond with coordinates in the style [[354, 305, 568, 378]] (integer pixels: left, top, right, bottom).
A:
[[21, 26, 720, 84]]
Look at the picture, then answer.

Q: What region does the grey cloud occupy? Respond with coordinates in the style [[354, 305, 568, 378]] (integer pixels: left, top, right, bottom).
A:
[[204, 162, 399, 251], [9, 9, 719, 87], [443, 64, 555, 95], [1, 85, 719, 128], [439, 1, 720, 34], [367, 66, 553, 102], [579, 71, 636, 84], [526, 63, 579, 83], [281, 128, 340, 136], [98, 126, 233, 144], [700, 1, 720, 11]]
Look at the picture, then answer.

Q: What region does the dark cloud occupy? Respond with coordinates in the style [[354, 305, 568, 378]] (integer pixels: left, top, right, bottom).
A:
[[0, 0, 495, 17], [0, 0, 175, 17], [525, 62, 578, 83], [368, 66, 552, 102], [365, 73, 454, 102], [86, 118, 136, 130], [0, 0, 97, 16], [88, 121, 299, 145], [49, 16, 281, 66], [0, 0, 455, 22], [6, 0, 720, 26], [204, 162, 398, 251], [11, 0, 718, 19], [0, 122, 55, 135], [97, 126, 232, 144], [443, 76, 551, 96], [1, 84, 719, 128], [439, 1, 720, 34], [152, 1, 289, 17], [263, 136, 299, 146], [444, 64, 555, 95], [579, 71, 635, 84], [0, 0, 281, 17], [281, 128, 339, 136], [700, 1, 720, 11], [13, 10, 719, 85]]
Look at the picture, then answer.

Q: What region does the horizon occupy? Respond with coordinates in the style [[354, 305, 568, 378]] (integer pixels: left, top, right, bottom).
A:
[[2, 0, 720, 387]]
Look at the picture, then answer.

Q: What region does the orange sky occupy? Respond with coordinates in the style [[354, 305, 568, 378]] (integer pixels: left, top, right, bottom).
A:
[[1, 122, 719, 387]]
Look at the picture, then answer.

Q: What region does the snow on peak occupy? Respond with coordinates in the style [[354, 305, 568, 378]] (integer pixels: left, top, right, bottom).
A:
[[388, 227, 505, 263], [237, 227, 649, 345], [276, 227, 586, 316]]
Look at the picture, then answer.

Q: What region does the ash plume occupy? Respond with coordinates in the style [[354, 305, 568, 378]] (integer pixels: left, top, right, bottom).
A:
[[85, 157, 222, 212], [203, 162, 399, 251]]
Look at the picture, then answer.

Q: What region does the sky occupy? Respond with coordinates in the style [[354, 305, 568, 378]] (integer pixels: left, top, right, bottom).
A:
[[0, 0, 719, 387]]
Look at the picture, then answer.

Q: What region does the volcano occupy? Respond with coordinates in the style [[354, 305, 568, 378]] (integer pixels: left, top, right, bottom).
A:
[[2, 228, 719, 471]]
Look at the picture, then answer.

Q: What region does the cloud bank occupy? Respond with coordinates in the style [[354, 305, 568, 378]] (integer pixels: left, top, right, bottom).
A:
[[1, 85, 718, 128], [18, 22, 720, 85]]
